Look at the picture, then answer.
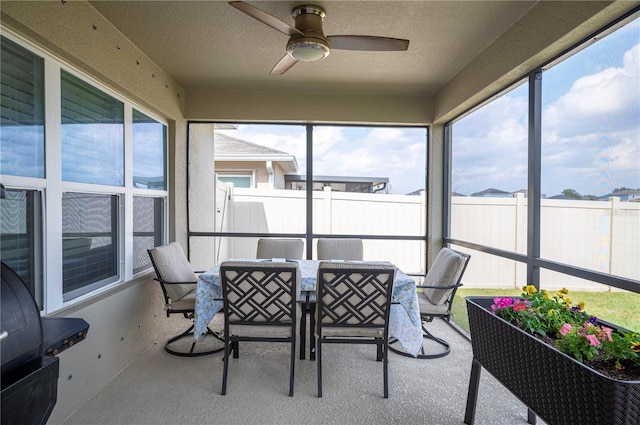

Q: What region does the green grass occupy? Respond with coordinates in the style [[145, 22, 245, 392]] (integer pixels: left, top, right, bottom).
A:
[[450, 288, 640, 334]]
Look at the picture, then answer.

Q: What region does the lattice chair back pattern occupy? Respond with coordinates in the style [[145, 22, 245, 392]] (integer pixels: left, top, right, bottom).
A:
[[315, 261, 396, 398], [219, 261, 300, 396]]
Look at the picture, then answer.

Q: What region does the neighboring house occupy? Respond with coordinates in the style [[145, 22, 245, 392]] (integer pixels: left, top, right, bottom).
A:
[[470, 188, 513, 198], [599, 189, 640, 202], [215, 133, 390, 193], [284, 174, 389, 193], [214, 133, 298, 189]]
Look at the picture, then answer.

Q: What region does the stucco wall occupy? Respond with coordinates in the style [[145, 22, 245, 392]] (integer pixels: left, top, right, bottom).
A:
[[1, 2, 191, 423]]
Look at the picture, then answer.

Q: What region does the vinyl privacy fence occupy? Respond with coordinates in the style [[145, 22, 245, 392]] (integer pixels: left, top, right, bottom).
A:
[[200, 185, 639, 292]]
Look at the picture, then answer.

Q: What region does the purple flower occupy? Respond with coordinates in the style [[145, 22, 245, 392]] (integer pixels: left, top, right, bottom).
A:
[[588, 316, 598, 326]]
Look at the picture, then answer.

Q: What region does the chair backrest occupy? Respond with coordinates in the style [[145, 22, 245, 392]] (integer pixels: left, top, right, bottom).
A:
[[256, 238, 304, 260], [220, 261, 299, 330], [316, 262, 395, 335], [147, 242, 197, 302], [423, 248, 470, 306], [316, 238, 363, 261]]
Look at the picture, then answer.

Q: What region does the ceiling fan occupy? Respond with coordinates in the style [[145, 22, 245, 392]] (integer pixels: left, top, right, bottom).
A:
[[229, 1, 410, 75]]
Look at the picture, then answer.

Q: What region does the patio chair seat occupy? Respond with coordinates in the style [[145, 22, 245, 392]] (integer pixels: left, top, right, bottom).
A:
[[148, 242, 224, 357], [389, 247, 470, 359]]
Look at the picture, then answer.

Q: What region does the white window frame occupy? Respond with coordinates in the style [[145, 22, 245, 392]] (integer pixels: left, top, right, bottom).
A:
[[0, 28, 169, 314]]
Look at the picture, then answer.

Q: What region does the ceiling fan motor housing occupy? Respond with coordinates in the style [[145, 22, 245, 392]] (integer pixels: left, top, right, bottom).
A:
[[286, 4, 330, 62]]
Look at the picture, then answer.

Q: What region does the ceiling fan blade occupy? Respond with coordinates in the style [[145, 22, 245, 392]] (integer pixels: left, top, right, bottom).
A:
[[229, 1, 303, 37], [271, 54, 298, 75], [328, 35, 409, 51]]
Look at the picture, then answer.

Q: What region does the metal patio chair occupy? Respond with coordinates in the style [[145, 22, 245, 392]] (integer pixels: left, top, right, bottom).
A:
[[148, 242, 224, 357], [317, 238, 363, 261], [389, 247, 470, 359], [219, 260, 300, 396], [256, 238, 304, 260], [315, 261, 396, 398]]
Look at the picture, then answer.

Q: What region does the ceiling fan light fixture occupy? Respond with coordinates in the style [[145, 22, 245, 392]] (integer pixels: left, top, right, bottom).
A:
[[287, 37, 330, 62]]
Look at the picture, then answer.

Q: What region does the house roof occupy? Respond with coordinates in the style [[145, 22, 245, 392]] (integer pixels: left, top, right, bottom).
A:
[[215, 133, 288, 156], [471, 188, 512, 197], [214, 133, 298, 174]]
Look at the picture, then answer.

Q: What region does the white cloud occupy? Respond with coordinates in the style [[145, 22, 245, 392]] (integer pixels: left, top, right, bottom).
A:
[[542, 42, 640, 195], [454, 38, 639, 197]]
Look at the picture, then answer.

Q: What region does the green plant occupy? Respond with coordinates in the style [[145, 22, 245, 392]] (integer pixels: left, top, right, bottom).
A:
[[452, 288, 640, 334], [492, 286, 640, 372]]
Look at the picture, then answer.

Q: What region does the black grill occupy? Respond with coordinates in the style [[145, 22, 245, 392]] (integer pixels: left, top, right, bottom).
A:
[[1, 262, 89, 425]]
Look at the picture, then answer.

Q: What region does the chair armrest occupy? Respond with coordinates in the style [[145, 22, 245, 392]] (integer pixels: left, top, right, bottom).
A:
[[416, 283, 462, 291], [153, 277, 197, 285]]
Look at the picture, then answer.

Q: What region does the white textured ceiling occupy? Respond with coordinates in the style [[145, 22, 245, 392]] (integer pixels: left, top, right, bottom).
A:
[[89, 1, 537, 97]]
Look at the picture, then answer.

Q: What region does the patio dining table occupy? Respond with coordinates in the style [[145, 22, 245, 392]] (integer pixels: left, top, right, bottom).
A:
[[194, 259, 424, 358]]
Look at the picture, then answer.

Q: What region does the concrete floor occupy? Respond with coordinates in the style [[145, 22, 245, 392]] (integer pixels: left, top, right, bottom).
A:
[[62, 318, 545, 425]]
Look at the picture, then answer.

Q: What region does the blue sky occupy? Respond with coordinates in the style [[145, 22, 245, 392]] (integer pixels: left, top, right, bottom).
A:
[[223, 18, 639, 197], [454, 18, 639, 197]]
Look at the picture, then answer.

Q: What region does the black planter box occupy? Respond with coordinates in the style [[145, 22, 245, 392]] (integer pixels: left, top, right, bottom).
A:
[[464, 296, 640, 425]]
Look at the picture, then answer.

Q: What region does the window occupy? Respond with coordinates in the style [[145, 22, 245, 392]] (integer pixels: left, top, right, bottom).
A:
[[541, 17, 640, 280], [217, 174, 252, 188], [62, 192, 119, 301], [445, 14, 639, 297], [194, 123, 428, 275], [450, 81, 529, 256], [0, 36, 45, 178], [61, 70, 124, 186], [133, 109, 166, 190], [0, 188, 43, 308], [0, 31, 168, 311], [133, 196, 164, 273]]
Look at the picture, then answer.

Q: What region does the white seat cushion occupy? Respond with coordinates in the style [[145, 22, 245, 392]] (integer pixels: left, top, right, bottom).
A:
[[149, 242, 197, 302], [423, 248, 466, 306], [317, 239, 363, 261]]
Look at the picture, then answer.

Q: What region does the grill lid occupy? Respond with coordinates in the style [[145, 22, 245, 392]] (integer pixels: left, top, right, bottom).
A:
[[1, 262, 43, 378]]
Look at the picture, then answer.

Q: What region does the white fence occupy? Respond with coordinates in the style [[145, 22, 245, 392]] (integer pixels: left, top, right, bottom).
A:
[[204, 184, 639, 292]]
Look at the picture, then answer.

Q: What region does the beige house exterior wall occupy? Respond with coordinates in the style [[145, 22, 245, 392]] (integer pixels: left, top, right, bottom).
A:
[[215, 160, 291, 189]]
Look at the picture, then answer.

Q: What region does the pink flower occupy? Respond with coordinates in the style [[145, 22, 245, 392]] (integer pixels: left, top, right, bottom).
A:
[[492, 297, 514, 310], [513, 302, 527, 312], [585, 334, 600, 347], [559, 323, 572, 336], [599, 326, 613, 342]]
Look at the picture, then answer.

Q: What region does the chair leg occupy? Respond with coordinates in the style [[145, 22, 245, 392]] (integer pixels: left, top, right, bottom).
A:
[[289, 336, 296, 397], [388, 324, 451, 359], [316, 338, 322, 397], [165, 323, 224, 357], [299, 302, 307, 360], [309, 304, 316, 361], [383, 341, 389, 399], [221, 340, 230, 395]]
